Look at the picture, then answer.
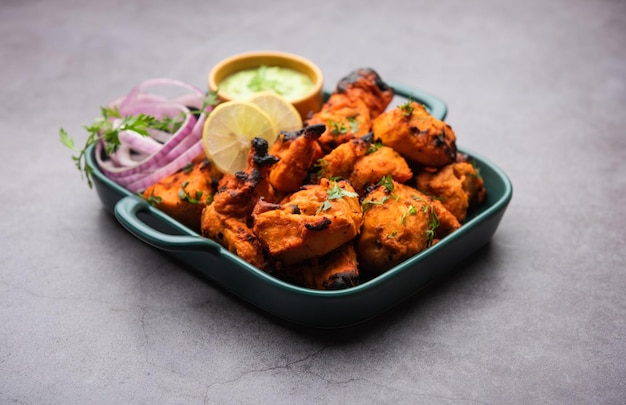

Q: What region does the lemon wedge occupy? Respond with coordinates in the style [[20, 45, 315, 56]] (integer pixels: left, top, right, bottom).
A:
[[202, 100, 277, 174], [247, 91, 303, 133]]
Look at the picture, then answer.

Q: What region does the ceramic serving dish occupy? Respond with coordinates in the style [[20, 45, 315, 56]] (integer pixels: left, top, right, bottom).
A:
[[88, 83, 512, 328]]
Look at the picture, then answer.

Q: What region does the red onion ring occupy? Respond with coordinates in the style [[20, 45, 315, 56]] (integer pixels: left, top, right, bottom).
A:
[[95, 78, 213, 193]]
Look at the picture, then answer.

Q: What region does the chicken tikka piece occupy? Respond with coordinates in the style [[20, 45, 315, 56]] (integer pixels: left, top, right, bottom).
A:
[[252, 178, 363, 265], [305, 68, 394, 152], [317, 133, 413, 196], [200, 137, 278, 271], [274, 242, 360, 290], [142, 154, 222, 232], [356, 178, 461, 275], [415, 153, 487, 222], [372, 101, 457, 168], [267, 124, 325, 194]]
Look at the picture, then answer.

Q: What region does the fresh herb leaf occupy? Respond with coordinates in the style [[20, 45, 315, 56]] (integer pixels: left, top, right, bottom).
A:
[[347, 116, 359, 133], [398, 100, 415, 117], [328, 119, 348, 136], [401, 204, 418, 225], [151, 113, 185, 133], [424, 205, 440, 248], [361, 195, 391, 212], [378, 175, 394, 194], [316, 200, 333, 214], [59, 128, 75, 149], [183, 162, 194, 174], [326, 182, 359, 200], [366, 140, 383, 155], [316, 182, 359, 214], [314, 158, 329, 178], [146, 194, 162, 206], [178, 181, 202, 204]]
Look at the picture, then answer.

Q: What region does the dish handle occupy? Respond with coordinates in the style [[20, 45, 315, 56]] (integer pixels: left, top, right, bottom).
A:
[[114, 195, 221, 253]]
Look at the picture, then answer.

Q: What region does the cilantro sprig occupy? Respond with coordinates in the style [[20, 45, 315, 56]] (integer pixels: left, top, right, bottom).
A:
[[60, 106, 157, 188]]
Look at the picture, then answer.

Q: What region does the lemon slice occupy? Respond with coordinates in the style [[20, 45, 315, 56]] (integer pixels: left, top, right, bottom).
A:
[[202, 100, 277, 174], [247, 91, 303, 133]]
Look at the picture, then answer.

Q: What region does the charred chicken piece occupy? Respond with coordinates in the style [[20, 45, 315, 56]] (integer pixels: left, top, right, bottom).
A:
[[335, 68, 395, 118], [200, 137, 278, 271], [316, 133, 413, 196], [275, 242, 360, 290], [356, 179, 460, 275], [305, 68, 394, 152], [268, 124, 325, 193], [252, 178, 363, 265], [316, 134, 372, 181], [372, 101, 457, 168]]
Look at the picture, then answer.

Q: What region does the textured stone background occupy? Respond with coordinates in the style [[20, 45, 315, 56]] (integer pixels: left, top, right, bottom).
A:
[[1, 0, 624, 403]]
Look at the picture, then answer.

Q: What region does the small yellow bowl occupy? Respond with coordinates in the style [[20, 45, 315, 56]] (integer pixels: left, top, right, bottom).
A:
[[208, 51, 324, 120]]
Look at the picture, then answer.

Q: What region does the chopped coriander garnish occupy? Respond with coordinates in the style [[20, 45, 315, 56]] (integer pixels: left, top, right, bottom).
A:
[[327, 182, 359, 200], [247, 65, 288, 95], [378, 175, 394, 194], [424, 205, 440, 247], [328, 119, 348, 136], [361, 195, 391, 212], [401, 204, 418, 225], [316, 182, 359, 214], [317, 200, 333, 213], [178, 181, 203, 204], [366, 140, 383, 155], [347, 116, 359, 133], [398, 100, 415, 117], [146, 194, 162, 206], [183, 162, 194, 174]]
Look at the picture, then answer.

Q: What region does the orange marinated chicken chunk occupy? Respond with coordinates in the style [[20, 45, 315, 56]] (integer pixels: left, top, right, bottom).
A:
[[200, 138, 278, 271], [268, 124, 325, 194], [306, 68, 394, 152], [372, 101, 457, 168], [142, 155, 222, 232], [356, 179, 460, 275], [275, 242, 360, 290], [317, 133, 413, 195], [252, 178, 363, 265], [415, 156, 487, 222]]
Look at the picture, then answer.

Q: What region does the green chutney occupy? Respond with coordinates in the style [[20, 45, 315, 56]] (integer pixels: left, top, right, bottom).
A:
[[219, 65, 314, 101]]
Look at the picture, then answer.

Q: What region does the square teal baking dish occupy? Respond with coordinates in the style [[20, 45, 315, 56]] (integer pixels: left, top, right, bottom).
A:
[[86, 83, 512, 328]]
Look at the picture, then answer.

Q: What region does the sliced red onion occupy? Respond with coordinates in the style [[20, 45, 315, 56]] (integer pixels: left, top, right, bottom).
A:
[[94, 78, 213, 193], [117, 130, 163, 155], [125, 139, 206, 192]]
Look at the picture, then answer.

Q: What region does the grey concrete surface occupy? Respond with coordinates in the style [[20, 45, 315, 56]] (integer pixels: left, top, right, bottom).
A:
[[1, 0, 625, 403]]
